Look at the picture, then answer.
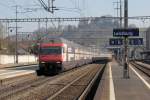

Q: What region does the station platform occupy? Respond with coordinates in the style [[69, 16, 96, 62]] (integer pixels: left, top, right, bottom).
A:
[[0, 65, 37, 80], [0, 62, 37, 69], [94, 60, 150, 100]]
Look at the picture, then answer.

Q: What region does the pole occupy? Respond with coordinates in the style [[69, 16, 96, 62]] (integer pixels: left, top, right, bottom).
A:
[[46, 18, 48, 34], [120, 0, 122, 28], [117, 2, 119, 19], [38, 19, 41, 42], [123, 0, 129, 78], [7, 22, 10, 50], [52, 0, 54, 13], [120, 0, 123, 62], [15, 5, 18, 64], [114, 1, 121, 59], [124, 0, 128, 28], [113, 1, 120, 28], [48, 0, 50, 9]]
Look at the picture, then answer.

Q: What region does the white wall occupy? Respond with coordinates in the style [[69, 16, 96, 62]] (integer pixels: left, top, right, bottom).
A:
[[0, 55, 37, 64]]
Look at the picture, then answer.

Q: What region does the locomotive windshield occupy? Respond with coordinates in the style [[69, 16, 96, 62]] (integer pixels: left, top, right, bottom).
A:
[[40, 47, 62, 55]]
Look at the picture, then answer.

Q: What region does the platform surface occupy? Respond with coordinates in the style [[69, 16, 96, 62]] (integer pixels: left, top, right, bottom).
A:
[[94, 61, 150, 100], [0, 65, 37, 79]]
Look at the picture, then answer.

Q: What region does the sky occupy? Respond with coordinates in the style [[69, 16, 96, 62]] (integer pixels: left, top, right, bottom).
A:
[[0, 0, 150, 18], [0, 0, 150, 32]]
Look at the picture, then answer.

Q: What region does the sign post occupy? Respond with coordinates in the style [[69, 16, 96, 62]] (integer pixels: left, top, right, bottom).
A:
[[113, 28, 139, 79], [124, 0, 129, 79], [112, 0, 141, 79], [113, 27, 139, 79]]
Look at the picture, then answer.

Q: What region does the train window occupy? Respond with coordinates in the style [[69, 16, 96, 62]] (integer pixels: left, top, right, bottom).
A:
[[40, 47, 61, 55], [68, 48, 72, 53], [62, 47, 66, 53]]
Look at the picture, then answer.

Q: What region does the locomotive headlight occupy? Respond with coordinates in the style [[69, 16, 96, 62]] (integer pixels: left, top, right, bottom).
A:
[[56, 62, 61, 64]]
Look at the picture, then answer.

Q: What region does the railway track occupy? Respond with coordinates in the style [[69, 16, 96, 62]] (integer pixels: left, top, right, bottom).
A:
[[130, 61, 150, 77], [0, 63, 106, 100], [142, 60, 150, 65], [0, 73, 37, 86], [47, 64, 105, 100], [0, 66, 82, 99]]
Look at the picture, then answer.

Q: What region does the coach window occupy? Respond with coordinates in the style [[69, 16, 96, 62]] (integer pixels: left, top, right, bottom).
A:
[[62, 47, 65, 53]]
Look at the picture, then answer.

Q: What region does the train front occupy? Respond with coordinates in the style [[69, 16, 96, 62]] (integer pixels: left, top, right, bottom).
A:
[[37, 43, 64, 75]]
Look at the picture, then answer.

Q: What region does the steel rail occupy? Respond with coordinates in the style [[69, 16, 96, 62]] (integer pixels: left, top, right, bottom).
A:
[[78, 64, 106, 100], [47, 64, 106, 100], [130, 61, 150, 77], [47, 68, 91, 100]]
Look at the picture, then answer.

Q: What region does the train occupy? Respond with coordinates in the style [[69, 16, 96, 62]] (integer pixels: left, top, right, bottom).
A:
[[92, 53, 113, 63], [36, 38, 112, 75]]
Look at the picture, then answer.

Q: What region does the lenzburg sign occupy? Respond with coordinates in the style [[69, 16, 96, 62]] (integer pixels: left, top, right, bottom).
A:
[[113, 28, 139, 37]]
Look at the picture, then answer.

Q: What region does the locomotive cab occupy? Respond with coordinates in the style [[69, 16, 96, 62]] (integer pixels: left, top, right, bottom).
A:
[[37, 43, 65, 75]]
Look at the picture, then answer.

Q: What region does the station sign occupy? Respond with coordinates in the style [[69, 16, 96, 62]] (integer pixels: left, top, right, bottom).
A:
[[129, 38, 143, 45], [113, 28, 139, 37], [109, 38, 123, 45], [109, 38, 143, 46]]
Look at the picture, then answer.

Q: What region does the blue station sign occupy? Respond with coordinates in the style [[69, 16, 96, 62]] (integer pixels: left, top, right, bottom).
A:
[[109, 38, 143, 46], [113, 28, 139, 37], [129, 38, 143, 45], [109, 38, 123, 45]]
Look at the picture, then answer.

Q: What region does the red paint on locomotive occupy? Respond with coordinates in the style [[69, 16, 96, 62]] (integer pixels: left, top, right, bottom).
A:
[[40, 43, 64, 47], [39, 43, 64, 63], [39, 55, 63, 62]]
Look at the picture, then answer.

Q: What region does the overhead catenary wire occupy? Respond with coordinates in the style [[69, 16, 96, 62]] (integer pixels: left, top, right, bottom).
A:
[[38, 0, 58, 13], [38, 0, 48, 11]]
